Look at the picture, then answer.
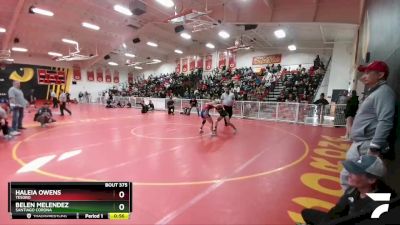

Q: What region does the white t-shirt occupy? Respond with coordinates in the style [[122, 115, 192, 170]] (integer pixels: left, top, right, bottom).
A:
[[221, 92, 235, 106]]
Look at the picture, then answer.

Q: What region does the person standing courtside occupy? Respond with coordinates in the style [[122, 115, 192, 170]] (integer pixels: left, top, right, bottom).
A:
[[340, 61, 396, 190], [221, 87, 235, 125], [8, 81, 28, 133], [59, 90, 72, 116], [51, 90, 58, 108]]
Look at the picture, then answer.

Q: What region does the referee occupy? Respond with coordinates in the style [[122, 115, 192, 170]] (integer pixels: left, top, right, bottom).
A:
[[221, 87, 235, 126]]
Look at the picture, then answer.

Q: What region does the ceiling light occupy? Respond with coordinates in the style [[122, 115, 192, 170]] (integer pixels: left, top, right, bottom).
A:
[[205, 43, 215, 49], [48, 52, 62, 57], [0, 27, 6, 33], [122, 43, 127, 49], [274, 29, 286, 39], [62, 38, 78, 45], [288, 44, 297, 51], [218, 30, 230, 39], [146, 41, 158, 47], [30, 7, 54, 16], [5, 58, 14, 62], [153, 59, 161, 62], [108, 62, 118, 66], [125, 53, 136, 58], [174, 49, 183, 54], [155, 0, 175, 8], [134, 66, 143, 70], [113, 4, 132, 16], [11, 47, 28, 52], [180, 32, 191, 40], [82, 22, 100, 30]]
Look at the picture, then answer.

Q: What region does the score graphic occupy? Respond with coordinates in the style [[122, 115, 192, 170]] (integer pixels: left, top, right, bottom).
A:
[[8, 182, 132, 220]]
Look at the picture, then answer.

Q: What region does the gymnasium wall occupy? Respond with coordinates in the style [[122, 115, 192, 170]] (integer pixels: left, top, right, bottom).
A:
[[68, 69, 129, 99], [136, 49, 332, 78]]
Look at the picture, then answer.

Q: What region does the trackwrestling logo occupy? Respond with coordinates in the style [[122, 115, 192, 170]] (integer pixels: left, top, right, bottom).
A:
[[367, 193, 391, 218]]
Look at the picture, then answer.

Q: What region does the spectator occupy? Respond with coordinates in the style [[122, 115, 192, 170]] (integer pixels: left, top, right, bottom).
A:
[[66, 92, 71, 104], [221, 87, 235, 125], [301, 155, 395, 225], [0, 106, 19, 139], [314, 93, 329, 105], [28, 89, 36, 112], [340, 61, 395, 190], [78, 91, 84, 103], [189, 97, 199, 116], [138, 100, 148, 113], [8, 81, 28, 132], [34, 102, 56, 127], [59, 90, 72, 116], [148, 100, 154, 111], [51, 90, 58, 108], [342, 90, 359, 141], [167, 97, 175, 115], [313, 93, 330, 124]]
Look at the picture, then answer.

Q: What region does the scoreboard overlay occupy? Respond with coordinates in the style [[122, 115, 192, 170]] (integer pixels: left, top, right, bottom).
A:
[[8, 182, 132, 220]]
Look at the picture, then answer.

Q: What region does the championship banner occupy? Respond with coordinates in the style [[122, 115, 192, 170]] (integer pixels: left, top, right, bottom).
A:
[[113, 70, 119, 83], [189, 56, 195, 71], [128, 72, 134, 83], [252, 54, 282, 65], [196, 56, 203, 69], [73, 65, 81, 80], [87, 69, 95, 82], [105, 68, 112, 83], [228, 51, 237, 68], [96, 67, 103, 82], [182, 58, 188, 73], [175, 59, 181, 73], [218, 51, 227, 69], [205, 54, 212, 71]]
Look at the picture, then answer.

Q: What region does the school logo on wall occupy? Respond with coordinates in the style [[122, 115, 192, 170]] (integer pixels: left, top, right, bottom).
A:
[[9, 68, 34, 82]]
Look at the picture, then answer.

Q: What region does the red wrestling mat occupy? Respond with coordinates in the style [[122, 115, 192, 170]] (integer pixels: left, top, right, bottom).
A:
[[0, 104, 349, 225]]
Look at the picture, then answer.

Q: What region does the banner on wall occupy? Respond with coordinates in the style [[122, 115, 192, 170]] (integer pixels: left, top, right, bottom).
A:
[[218, 51, 227, 69], [87, 69, 95, 82], [196, 56, 203, 69], [73, 65, 81, 80], [205, 54, 212, 71], [175, 59, 181, 73], [189, 56, 195, 71], [113, 70, 119, 83], [128, 72, 134, 83], [228, 51, 237, 68], [105, 68, 112, 83], [182, 58, 188, 73], [252, 54, 282, 65], [96, 67, 103, 82]]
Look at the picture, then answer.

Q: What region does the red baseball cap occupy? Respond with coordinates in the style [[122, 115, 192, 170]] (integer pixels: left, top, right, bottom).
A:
[[358, 60, 389, 77]]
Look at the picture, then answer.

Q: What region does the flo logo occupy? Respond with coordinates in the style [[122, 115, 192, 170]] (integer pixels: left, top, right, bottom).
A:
[[366, 193, 391, 218]]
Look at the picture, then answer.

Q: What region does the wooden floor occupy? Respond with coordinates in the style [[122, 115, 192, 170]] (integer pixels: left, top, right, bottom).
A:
[[0, 104, 349, 225]]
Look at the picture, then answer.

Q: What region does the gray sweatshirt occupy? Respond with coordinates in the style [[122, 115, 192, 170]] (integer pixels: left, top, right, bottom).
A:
[[351, 81, 396, 150]]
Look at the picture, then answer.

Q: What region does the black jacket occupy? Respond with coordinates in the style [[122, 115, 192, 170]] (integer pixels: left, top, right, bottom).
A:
[[324, 180, 396, 223], [345, 96, 359, 118]]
